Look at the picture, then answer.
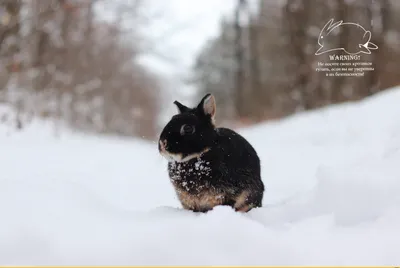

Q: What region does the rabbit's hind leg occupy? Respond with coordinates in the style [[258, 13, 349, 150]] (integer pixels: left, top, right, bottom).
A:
[[233, 189, 263, 212]]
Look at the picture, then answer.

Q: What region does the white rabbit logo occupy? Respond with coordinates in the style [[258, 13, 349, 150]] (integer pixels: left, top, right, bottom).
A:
[[315, 18, 378, 55]]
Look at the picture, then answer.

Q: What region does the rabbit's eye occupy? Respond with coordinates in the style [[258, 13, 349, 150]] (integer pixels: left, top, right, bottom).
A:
[[180, 124, 195, 135]]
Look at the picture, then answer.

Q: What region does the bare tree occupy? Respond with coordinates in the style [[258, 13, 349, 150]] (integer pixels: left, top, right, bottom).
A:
[[234, 0, 247, 118], [284, 0, 313, 110], [0, 0, 162, 140]]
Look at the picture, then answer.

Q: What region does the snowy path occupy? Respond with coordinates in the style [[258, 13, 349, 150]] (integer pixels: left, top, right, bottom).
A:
[[1, 87, 400, 265]]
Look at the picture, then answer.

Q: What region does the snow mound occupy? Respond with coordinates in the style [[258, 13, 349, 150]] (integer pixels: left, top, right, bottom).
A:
[[1, 86, 400, 265]]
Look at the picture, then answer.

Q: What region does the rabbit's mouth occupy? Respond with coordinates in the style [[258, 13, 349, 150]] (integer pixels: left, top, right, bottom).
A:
[[160, 150, 183, 162], [160, 148, 211, 163], [158, 139, 179, 162]]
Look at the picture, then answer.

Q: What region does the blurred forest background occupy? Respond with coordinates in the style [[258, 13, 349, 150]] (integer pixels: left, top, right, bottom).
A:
[[1, 0, 399, 140]]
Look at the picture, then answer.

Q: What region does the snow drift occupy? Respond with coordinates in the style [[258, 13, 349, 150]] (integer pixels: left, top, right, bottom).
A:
[[1, 86, 400, 265]]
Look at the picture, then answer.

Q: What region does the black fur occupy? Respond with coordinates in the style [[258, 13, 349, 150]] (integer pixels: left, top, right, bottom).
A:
[[158, 94, 264, 213]]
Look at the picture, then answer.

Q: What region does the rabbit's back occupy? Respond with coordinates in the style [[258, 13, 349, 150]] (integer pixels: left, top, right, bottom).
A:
[[214, 127, 261, 176]]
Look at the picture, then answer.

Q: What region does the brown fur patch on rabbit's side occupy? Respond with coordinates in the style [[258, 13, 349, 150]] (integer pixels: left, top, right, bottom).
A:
[[176, 189, 225, 212]]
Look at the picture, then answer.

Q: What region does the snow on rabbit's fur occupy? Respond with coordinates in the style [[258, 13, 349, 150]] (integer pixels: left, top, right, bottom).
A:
[[1, 86, 400, 265]]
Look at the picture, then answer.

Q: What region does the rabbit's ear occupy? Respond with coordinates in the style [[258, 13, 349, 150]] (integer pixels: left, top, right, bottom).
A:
[[198, 94, 216, 122], [173, 101, 190, 114], [322, 19, 342, 33]]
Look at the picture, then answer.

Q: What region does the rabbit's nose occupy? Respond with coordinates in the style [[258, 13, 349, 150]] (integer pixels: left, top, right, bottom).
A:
[[159, 139, 167, 151]]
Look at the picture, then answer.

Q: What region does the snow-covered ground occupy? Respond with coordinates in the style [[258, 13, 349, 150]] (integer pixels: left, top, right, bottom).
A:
[[1, 86, 400, 265]]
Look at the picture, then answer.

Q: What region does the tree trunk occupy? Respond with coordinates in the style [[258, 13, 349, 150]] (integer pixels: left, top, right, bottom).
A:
[[285, 0, 312, 110], [234, 0, 246, 119], [248, 15, 263, 121]]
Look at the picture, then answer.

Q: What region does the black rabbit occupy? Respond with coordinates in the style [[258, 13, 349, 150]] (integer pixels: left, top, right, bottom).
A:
[[158, 94, 264, 213]]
